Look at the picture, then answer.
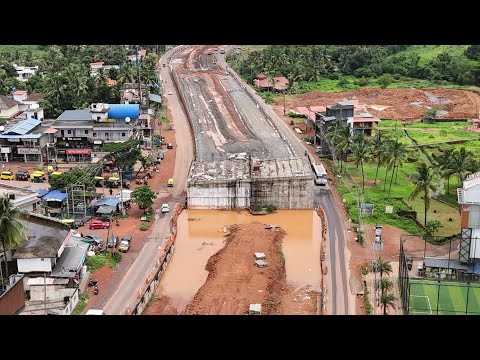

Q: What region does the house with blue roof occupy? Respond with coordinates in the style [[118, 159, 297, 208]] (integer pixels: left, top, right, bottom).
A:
[[0, 117, 50, 162]]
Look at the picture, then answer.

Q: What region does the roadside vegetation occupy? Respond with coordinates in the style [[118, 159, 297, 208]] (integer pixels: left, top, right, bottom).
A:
[[72, 292, 90, 315]]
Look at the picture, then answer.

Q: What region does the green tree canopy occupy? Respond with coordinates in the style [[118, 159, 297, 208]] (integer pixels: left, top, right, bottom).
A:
[[131, 185, 156, 212]]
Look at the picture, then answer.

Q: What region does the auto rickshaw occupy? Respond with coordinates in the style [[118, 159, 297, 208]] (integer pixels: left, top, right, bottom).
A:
[[107, 176, 120, 188], [15, 169, 29, 181], [94, 176, 104, 187], [30, 171, 45, 183], [167, 178, 174, 187]]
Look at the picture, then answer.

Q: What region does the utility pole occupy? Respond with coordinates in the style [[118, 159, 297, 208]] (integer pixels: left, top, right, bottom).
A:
[[136, 45, 143, 109], [119, 169, 124, 215], [44, 273, 47, 315]]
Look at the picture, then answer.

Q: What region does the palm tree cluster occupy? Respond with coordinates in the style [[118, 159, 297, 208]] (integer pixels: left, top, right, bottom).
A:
[[0, 196, 28, 290], [327, 125, 409, 196], [431, 146, 478, 194], [233, 45, 333, 90], [374, 257, 397, 315], [0, 45, 161, 118]]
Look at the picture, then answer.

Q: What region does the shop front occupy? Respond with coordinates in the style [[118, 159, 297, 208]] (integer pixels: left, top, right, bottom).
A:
[[17, 147, 42, 162], [66, 148, 92, 163]]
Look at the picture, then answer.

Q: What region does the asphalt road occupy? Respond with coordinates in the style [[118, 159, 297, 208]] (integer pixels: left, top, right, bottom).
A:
[[103, 46, 194, 314], [314, 189, 349, 315]]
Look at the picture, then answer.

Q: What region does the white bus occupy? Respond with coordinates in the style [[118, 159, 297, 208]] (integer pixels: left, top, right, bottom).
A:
[[312, 163, 327, 186]]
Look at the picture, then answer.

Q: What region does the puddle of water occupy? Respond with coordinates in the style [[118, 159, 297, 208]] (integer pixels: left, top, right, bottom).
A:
[[159, 209, 321, 312]]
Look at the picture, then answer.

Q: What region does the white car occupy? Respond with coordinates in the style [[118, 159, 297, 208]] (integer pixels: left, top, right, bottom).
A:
[[167, 90, 173, 95], [161, 204, 170, 213], [70, 230, 82, 238]]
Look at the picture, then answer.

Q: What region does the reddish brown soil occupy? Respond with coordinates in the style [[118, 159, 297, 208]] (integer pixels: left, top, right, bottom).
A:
[[81, 116, 178, 313], [275, 88, 480, 121], [184, 223, 286, 315]]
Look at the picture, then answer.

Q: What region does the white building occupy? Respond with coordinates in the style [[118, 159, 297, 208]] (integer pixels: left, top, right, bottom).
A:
[[458, 172, 480, 262], [0, 184, 41, 212], [14, 65, 39, 82]]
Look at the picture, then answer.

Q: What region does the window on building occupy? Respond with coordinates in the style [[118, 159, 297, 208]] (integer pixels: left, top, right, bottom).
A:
[[97, 116, 101, 121], [93, 133, 97, 137], [85, 130, 88, 135], [61, 130, 64, 136], [122, 133, 126, 137], [67, 130, 72, 134]]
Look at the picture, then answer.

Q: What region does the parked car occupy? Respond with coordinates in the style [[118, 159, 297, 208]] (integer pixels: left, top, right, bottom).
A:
[[1, 171, 14, 180], [161, 204, 170, 213], [315, 146, 322, 153], [157, 152, 164, 160], [83, 235, 103, 245], [118, 234, 132, 253], [70, 230, 82, 238], [167, 143, 173, 149], [15, 169, 29, 181], [168, 90, 173, 95], [89, 219, 110, 229], [107, 235, 119, 248]]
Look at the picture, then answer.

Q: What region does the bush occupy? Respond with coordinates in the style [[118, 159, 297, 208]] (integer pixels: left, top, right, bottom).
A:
[[266, 204, 277, 213], [72, 292, 89, 315], [286, 111, 306, 118], [86, 254, 107, 272], [109, 252, 122, 268], [353, 77, 369, 87], [290, 120, 295, 125], [139, 223, 149, 231]]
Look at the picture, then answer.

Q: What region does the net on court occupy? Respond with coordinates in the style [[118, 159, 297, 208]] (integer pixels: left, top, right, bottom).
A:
[[409, 279, 480, 315]]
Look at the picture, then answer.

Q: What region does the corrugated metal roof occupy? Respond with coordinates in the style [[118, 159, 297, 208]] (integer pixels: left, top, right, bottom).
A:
[[3, 118, 41, 135]]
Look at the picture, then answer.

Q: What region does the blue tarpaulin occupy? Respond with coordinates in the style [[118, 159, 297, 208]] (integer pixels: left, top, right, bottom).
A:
[[43, 190, 67, 202], [95, 197, 119, 207], [37, 189, 49, 197]]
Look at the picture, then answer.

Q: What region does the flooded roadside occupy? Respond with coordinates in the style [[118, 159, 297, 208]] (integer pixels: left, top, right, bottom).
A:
[[148, 209, 321, 313]]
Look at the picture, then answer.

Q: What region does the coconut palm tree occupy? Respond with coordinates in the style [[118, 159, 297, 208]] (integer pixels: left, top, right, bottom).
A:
[[385, 139, 409, 197], [331, 124, 352, 174], [447, 147, 478, 189], [431, 147, 454, 194], [408, 163, 439, 226], [377, 277, 394, 298], [0, 196, 28, 290], [349, 135, 373, 192], [372, 130, 387, 185], [376, 257, 393, 279], [380, 292, 397, 315]]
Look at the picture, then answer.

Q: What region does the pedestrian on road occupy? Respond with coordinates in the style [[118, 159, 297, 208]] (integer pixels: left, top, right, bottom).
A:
[[109, 188, 113, 196]]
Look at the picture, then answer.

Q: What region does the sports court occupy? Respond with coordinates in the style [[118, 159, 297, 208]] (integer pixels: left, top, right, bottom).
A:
[[409, 279, 480, 315]]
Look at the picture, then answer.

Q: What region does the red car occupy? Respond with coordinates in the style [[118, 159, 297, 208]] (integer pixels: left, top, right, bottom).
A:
[[89, 219, 110, 230]]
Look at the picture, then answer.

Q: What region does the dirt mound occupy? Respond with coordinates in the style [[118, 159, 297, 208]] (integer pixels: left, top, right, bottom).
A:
[[184, 223, 286, 315], [280, 88, 479, 121]]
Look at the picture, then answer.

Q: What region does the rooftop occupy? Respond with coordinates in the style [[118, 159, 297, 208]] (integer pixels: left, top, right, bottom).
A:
[[13, 214, 70, 259], [56, 109, 91, 121], [12, 90, 27, 95], [24, 92, 44, 102], [0, 95, 20, 110], [50, 237, 89, 278], [1, 118, 41, 135], [0, 184, 38, 206]]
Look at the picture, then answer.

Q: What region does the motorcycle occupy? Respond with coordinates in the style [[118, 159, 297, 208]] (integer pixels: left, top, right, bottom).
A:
[[94, 285, 99, 295], [88, 279, 98, 287]]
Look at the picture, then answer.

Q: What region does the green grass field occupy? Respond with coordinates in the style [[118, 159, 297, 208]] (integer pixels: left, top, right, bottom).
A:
[[391, 45, 473, 66], [0, 45, 46, 57], [409, 279, 480, 315]]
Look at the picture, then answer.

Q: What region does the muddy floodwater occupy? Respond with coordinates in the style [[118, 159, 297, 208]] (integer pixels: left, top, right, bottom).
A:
[[158, 209, 321, 312]]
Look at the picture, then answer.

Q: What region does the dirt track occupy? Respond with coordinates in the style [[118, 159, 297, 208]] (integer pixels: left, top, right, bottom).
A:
[[184, 223, 286, 315], [278, 88, 480, 121]]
